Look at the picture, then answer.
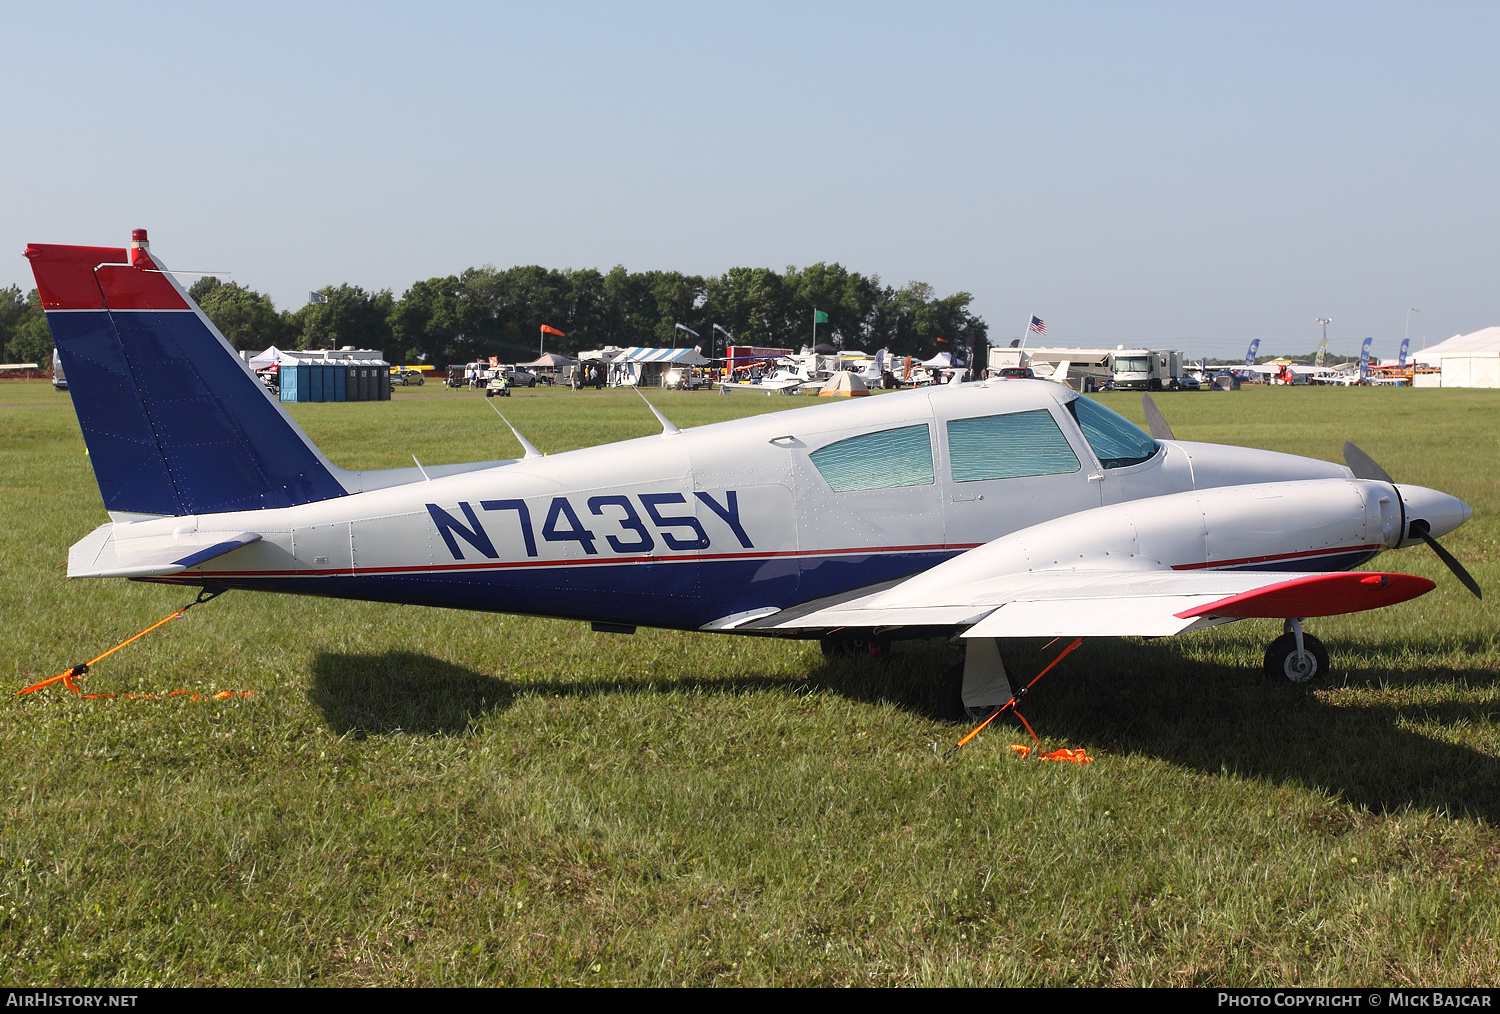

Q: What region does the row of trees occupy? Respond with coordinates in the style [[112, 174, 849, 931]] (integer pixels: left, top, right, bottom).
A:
[[0, 263, 989, 368], [194, 262, 987, 364]]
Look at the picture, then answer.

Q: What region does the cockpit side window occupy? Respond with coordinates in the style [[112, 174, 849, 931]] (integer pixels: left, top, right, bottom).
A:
[[946, 410, 1081, 482], [1067, 396, 1159, 469], [809, 424, 934, 492]]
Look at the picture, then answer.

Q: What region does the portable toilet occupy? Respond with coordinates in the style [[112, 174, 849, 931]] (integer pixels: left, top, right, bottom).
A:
[[375, 360, 391, 400], [280, 361, 310, 402], [330, 359, 348, 401]]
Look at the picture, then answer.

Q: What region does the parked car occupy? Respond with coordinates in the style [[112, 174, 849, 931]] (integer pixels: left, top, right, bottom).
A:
[[995, 367, 1035, 379], [501, 366, 538, 388], [1178, 374, 1201, 391], [392, 369, 425, 386]]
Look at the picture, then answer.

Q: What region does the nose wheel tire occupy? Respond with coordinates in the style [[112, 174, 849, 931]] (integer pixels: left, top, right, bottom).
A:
[[1264, 632, 1329, 684]]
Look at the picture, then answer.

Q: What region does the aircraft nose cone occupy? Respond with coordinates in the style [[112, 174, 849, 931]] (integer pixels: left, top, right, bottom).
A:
[[1398, 484, 1473, 541]]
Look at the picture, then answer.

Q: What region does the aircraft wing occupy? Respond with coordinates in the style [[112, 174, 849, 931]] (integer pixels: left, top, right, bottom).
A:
[[68, 522, 262, 579], [739, 565, 1433, 639]]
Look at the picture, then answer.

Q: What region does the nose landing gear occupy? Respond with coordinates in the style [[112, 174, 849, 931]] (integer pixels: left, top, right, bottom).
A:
[[1264, 617, 1329, 683]]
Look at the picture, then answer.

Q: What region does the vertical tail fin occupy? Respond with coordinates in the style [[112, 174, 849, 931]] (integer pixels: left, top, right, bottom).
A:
[[25, 230, 348, 516], [1243, 338, 1260, 367]]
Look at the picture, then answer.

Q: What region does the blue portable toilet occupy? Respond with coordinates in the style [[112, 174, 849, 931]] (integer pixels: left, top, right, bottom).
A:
[[375, 360, 391, 401], [331, 360, 347, 402], [280, 361, 311, 402]]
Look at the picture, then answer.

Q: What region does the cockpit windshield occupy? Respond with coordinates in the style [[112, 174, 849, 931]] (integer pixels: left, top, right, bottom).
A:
[[1067, 396, 1159, 469]]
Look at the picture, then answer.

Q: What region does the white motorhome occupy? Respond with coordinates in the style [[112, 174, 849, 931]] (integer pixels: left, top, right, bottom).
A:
[[1111, 348, 1183, 391]]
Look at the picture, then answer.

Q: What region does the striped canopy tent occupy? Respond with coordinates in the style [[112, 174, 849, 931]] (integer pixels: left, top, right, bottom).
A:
[[609, 347, 709, 387], [618, 347, 709, 365]]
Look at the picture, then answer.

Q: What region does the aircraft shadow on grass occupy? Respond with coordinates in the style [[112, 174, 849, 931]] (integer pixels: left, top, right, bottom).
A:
[[309, 639, 1500, 825]]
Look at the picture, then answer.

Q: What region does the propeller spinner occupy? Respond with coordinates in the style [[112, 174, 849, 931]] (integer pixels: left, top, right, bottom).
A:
[[1343, 441, 1481, 600]]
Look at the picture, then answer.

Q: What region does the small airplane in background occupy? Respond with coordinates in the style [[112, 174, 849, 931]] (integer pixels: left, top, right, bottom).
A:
[[26, 231, 1481, 722]]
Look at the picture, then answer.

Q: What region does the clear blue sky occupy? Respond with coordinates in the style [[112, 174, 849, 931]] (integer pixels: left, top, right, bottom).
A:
[[4, 2, 1495, 359]]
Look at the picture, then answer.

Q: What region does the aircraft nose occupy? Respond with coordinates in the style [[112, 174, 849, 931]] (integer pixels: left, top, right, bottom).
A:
[[1397, 484, 1473, 542]]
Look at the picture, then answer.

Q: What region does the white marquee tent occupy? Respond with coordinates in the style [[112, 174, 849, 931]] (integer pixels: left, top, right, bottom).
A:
[[1411, 327, 1500, 388]]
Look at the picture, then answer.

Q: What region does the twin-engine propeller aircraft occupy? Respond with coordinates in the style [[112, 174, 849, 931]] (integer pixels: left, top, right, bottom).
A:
[[27, 231, 1481, 718]]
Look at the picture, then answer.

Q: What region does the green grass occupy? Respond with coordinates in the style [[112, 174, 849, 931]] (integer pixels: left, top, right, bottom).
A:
[[1, 379, 1497, 986]]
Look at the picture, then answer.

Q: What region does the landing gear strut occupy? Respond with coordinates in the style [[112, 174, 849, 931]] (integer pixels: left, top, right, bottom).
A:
[[1264, 618, 1329, 684]]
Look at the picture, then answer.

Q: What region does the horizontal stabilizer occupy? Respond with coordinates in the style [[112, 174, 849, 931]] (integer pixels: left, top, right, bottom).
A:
[[69, 522, 261, 578]]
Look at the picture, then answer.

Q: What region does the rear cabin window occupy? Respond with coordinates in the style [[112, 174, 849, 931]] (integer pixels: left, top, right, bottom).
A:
[[946, 410, 1081, 482], [1068, 396, 1159, 468], [810, 424, 934, 492]]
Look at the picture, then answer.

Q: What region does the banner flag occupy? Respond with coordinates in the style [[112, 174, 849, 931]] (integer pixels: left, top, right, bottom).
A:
[[308, 291, 329, 305], [814, 310, 829, 324]]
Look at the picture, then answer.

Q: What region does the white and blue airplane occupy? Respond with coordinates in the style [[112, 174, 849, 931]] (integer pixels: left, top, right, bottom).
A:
[[26, 231, 1480, 718]]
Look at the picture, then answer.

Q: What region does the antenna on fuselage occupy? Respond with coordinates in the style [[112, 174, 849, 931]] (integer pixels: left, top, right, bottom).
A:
[[485, 399, 544, 458], [633, 387, 680, 435], [411, 454, 431, 481]]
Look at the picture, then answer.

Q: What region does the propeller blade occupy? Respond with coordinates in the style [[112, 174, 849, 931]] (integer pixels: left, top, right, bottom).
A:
[[1409, 519, 1483, 600], [1141, 394, 1175, 441], [1342, 441, 1394, 483]]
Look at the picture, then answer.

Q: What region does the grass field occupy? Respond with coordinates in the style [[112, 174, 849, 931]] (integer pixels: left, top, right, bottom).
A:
[[1, 379, 1497, 986]]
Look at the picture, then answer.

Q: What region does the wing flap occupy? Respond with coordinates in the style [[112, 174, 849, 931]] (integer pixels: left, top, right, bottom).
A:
[[964, 595, 1208, 638]]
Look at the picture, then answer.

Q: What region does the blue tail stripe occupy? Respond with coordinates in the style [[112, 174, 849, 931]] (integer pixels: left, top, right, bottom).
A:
[[50, 309, 347, 515]]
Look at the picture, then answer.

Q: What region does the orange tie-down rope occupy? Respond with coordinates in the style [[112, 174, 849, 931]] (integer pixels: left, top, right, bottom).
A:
[[16, 588, 248, 701], [950, 636, 1092, 763]]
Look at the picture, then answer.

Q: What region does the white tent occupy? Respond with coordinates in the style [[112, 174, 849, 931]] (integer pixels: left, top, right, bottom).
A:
[[1411, 327, 1500, 388], [919, 352, 953, 368], [248, 346, 288, 369], [1411, 327, 1500, 365]]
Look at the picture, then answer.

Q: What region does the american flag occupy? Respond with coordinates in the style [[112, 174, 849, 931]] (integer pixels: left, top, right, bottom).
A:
[[1029, 316, 1047, 335]]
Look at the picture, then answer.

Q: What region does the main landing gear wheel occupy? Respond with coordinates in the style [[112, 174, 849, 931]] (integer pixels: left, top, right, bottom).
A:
[[1264, 631, 1329, 684]]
